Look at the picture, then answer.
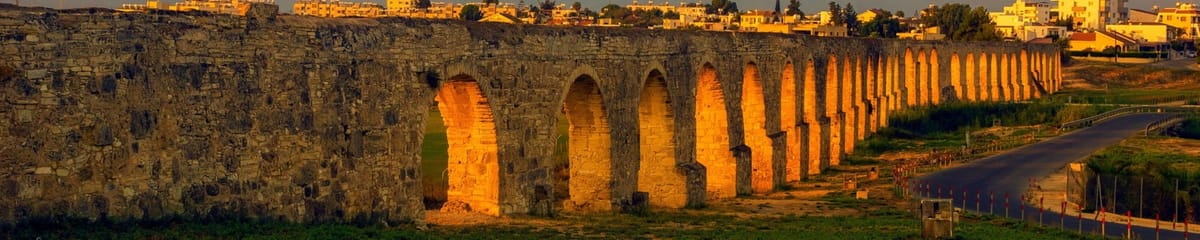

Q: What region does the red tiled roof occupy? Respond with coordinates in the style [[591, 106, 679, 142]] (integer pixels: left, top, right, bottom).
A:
[[1027, 38, 1053, 44], [1069, 32, 1096, 41]]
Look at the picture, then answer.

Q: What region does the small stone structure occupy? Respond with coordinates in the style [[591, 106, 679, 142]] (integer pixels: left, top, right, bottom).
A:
[[0, 3, 1063, 224]]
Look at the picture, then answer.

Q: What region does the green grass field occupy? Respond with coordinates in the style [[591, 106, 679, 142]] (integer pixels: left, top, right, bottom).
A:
[[9, 208, 1102, 239]]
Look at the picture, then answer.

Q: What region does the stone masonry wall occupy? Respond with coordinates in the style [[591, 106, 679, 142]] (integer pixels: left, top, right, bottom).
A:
[[0, 3, 1062, 225]]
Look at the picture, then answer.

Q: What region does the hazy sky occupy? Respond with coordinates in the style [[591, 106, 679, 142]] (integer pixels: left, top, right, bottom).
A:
[[4, 0, 1191, 16]]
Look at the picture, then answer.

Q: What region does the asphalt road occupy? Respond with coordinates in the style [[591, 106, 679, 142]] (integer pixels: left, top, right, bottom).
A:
[[919, 113, 1189, 239]]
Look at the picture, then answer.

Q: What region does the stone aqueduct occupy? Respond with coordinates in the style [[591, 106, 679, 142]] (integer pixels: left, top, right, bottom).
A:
[[0, 5, 1061, 224]]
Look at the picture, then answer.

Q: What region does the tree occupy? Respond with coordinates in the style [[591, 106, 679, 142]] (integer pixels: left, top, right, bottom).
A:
[[784, 0, 804, 18], [923, 4, 1002, 41], [416, 0, 432, 9], [580, 8, 598, 18], [540, 0, 557, 10], [664, 10, 680, 19], [460, 5, 484, 21], [708, 0, 738, 14], [1051, 16, 1074, 31], [571, 2, 581, 10], [843, 3, 859, 35], [601, 4, 631, 20], [895, 10, 904, 18], [858, 11, 900, 38], [828, 2, 843, 26], [483, 0, 498, 5]]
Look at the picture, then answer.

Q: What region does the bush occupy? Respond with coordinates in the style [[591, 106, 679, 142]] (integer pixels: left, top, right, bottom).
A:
[[1179, 118, 1200, 140]]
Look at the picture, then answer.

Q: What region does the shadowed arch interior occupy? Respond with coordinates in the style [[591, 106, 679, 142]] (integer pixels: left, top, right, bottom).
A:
[[638, 70, 687, 208], [742, 62, 773, 193], [696, 63, 737, 199], [781, 62, 800, 182], [561, 75, 613, 212], [436, 74, 500, 216]]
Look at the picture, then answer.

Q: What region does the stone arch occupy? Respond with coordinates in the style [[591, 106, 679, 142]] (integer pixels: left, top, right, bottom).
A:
[[866, 56, 878, 133], [989, 53, 999, 101], [974, 51, 984, 100], [929, 48, 941, 104], [1009, 53, 1018, 101], [781, 61, 800, 182], [1022, 49, 1032, 99], [435, 73, 501, 216], [742, 62, 774, 193], [696, 62, 736, 199], [916, 49, 928, 106], [638, 69, 687, 208], [802, 59, 821, 176], [965, 53, 977, 101], [951, 52, 962, 100], [904, 48, 916, 106], [560, 74, 613, 212], [842, 56, 857, 153], [825, 54, 843, 168]]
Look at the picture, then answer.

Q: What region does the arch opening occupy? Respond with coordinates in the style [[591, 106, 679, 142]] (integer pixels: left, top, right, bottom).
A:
[[951, 52, 962, 100], [696, 63, 737, 199], [433, 74, 501, 215], [638, 70, 687, 208], [1020, 50, 1029, 100], [904, 48, 917, 106], [803, 60, 821, 176], [781, 62, 800, 182], [559, 75, 614, 212], [826, 55, 843, 167], [917, 50, 928, 105], [929, 48, 940, 104], [966, 53, 977, 101], [743, 62, 774, 193]]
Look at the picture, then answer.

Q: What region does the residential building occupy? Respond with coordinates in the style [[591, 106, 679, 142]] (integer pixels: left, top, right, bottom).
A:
[[1068, 31, 1137, 51], [627, 0, 676, 13], [757, 23, 793, 34], [676, 3, 707, 20], [1157, 3, 1200, 39], [818, 11, 834, 25], [386, 0, 416, 13], [1055, 0, 1128, 30], [1129, 8, 1157, 22], [794, 24, 848, 37], [1105, 22, 1172, 43], [740, 10, 775, 30], [897, 26, 945, 40], [118, 0, 162, 12], [294, 1, 384, 18], [857, 9, 886, 22], [392, 2, 458, 19], [1021, 23, 1070, 39], [141, 0, 277, 15], [999, 0, 1052, 23]]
